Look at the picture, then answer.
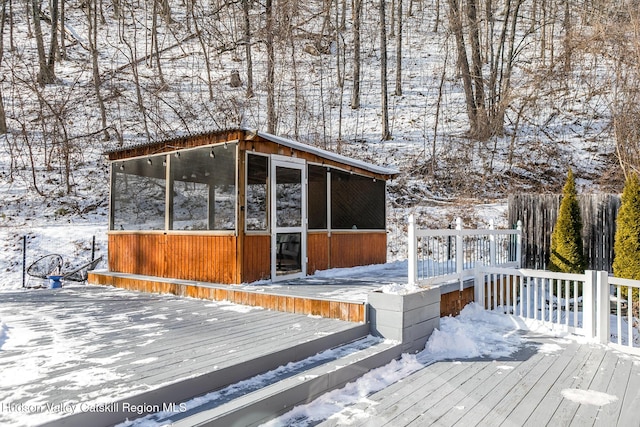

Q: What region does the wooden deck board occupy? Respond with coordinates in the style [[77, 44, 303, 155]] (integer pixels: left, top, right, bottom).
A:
[[616, 356, 640, 427], [0, 284, 364, 425], [521, 343, 597, 427], [431, 359, 526, 427], [592, 354, 634, 426], [317, 333, 640, 427], [402, 361, 501, 426], [474, 343, 562, 426], [371, 360, 490, 426], [569, 350, 621, 426], [547, 344, 609, 424], [341, 361, 466, 427]]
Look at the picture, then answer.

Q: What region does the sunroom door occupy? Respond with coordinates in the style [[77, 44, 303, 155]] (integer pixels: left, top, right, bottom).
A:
[[271, 156, 306, 281]]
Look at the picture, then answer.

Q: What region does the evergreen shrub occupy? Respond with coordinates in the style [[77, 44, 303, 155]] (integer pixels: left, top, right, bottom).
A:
[[549, 169, 587, 274], [613, 173, 640, 299]]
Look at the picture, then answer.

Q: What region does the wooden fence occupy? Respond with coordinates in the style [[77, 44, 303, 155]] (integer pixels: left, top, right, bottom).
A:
[[508, 194, 620, 272]]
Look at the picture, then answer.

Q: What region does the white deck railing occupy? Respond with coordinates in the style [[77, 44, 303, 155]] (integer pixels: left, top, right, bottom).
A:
[[407, 214, 522, 287], [475, 266, 640, 354]]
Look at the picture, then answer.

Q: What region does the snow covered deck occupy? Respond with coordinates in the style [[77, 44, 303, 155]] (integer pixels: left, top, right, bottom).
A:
[[0, 284, 368, 426], [309, 330, 640, 426], [87, 261, 411, 323]]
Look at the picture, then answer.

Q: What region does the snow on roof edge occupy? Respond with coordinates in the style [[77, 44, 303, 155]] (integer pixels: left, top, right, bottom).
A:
[[252, 129, 399, 177]]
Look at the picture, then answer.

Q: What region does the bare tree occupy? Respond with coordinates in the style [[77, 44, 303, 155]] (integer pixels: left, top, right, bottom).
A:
[[243, 0, 254, 98], [446, 0, 526, 140], [123, 5, 151, 140], [266, 0, 276, 133], [395, 0, 403, 96], [151, 0, 166, 88], [380, 0, 391, 140], [608, 6, 640, 178], [48, 0, 59, 75], [351, 0, 362, 109], [0, 0, 7, 133], [32, 0, 55, 85], [86, 0, 109, 141], [191, 0, 214, 101]]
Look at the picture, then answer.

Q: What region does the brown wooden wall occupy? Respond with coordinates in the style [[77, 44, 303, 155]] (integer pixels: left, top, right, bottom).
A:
[[307, 232, 330, 274], [440, 287, 475, 317], [330, 232, 387, 269], [242, 234, 271, 283], [89, 271, 366, 322], [109, 233, 238, 284]]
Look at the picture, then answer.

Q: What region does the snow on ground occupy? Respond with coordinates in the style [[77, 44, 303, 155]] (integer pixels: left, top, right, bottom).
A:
[[0, 222, 108, 290]]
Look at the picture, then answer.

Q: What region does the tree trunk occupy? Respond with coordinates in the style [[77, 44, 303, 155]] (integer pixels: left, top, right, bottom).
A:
[[266, 0, 276, 133], [32, 0, 54, 85], [243, 0, 254, 98], [466, 0, 488, 139], [447, 0, 477, 134], [0, 0, 7, 133], [351, 0, 361, 109], [390, 0, 395, 37], [124, 6, 150, 140], [47, 0, 59, 78], [9, 0, 15, 50], [59, 0, 66, 60], [395, 0, 403, 96], [496, 0, 523, 133], [151, 0, 166, 88], [563, 0, 572, 73], [380, 0, 391, 140], [87, 0, 109, 140], [191, 0, 213, 100]]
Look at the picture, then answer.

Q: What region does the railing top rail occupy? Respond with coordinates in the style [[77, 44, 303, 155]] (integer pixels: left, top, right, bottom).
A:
[[479, 265, 587, 282], [415, 228, 521, 238], [609, 276, 640, 288]]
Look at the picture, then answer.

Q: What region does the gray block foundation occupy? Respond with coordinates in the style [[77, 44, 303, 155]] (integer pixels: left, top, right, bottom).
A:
[[368, 287, 441, 353]]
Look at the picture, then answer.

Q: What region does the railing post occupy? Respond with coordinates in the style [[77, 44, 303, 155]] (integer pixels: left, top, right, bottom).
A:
[[474, 263, 485, 308], [489, 219, 496, 267], [596, 270, 610, 345], [456, 217, 463, 290], [583, 270, 596, 339], [408, 214, 417, 285], [516, 220, 523, 268]]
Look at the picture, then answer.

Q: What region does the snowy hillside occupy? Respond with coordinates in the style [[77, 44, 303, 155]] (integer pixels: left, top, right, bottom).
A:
[[0, 0, 632, 286]]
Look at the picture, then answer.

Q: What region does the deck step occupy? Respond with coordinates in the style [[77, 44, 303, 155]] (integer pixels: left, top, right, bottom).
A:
[[38, 323, 370, 427], [168, 337, 403, 427]]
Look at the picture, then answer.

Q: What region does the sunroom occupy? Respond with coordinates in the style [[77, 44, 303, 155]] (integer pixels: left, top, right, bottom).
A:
[[97, 128, 398, 285]]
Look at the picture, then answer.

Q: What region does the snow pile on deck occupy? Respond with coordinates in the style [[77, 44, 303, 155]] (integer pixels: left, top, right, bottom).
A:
[[264, 303, 524, 426], [423, 303, 523, 360]]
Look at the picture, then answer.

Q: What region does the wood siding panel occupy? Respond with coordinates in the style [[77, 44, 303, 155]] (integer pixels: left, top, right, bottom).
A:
[[108, 233, 238, 284], [330, 232, 387, 269], [307, 232, 330, 274], [440, 287, 475, 317], [89, 271, 366, 322], [242, 234, 271, 283]]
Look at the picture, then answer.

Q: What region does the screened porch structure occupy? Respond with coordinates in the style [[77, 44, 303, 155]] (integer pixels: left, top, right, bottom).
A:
[[99, 129, 398, 285]]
